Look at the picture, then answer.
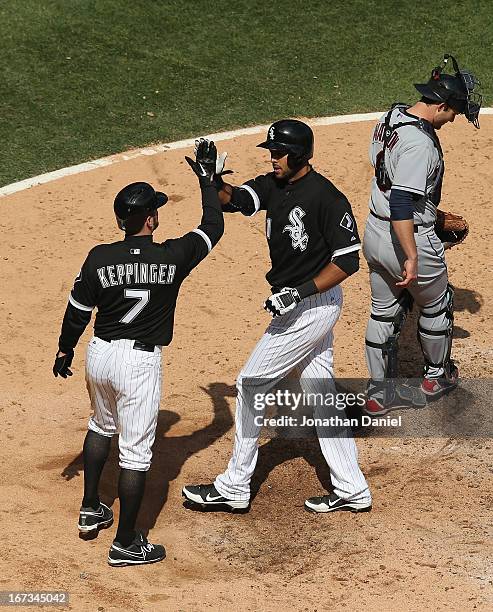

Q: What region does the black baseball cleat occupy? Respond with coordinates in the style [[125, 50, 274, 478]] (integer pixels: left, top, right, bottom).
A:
[[304, 492, 372, 514], [182, 484, 249, 511], [108, 532, 166, 567], [78, 502, 114, 534]]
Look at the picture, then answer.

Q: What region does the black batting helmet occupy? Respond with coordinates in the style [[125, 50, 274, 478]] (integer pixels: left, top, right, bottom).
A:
[[414, 54, 482, 128], [114, 182, 168, 230], [257, 119, 314, 163]]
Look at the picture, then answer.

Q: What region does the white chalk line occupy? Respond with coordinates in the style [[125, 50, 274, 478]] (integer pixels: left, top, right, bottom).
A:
[[1, 109, 492, 198]]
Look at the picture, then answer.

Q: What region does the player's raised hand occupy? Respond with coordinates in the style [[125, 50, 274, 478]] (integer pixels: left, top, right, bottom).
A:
[[196, 138, 232, 177], [186, 138, 232, 186], [185, 138, 218, 183]]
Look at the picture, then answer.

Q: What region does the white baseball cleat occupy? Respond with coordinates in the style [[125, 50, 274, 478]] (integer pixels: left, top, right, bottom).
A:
[[182, 484, 249, 510], [305, 492, 372, 514]]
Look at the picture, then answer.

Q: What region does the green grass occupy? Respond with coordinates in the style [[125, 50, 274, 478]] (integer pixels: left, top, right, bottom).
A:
[[1, 0, 491, 186]]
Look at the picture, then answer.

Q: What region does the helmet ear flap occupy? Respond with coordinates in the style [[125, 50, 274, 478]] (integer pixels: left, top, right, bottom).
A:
[[286, 144, 311, 170], [286, 152, 302, 170]]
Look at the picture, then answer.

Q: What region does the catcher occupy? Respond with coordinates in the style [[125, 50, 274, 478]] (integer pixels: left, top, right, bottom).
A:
[[363, 53, 480, 415]]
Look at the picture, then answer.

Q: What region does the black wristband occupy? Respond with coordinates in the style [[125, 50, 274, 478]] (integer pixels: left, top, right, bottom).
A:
[[198, 177, 215, 188], [295, 279, 318, 300], [213, 174, 224, 190]]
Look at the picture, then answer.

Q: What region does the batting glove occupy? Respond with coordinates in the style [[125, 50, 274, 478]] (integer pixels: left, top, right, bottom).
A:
[[263, 287, 301, 317], [53, 349, 74, 378], [185, 138, 218, 183], [214, 147, 233, 184], [186, 138, 232, 187], [195, 138, 231, 177]]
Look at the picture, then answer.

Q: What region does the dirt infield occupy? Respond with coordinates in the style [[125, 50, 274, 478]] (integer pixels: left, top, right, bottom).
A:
[[1, 117, 492, 611]]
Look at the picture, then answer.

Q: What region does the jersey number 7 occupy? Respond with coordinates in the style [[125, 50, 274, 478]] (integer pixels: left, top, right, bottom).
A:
[[119, 289, 150, 324]]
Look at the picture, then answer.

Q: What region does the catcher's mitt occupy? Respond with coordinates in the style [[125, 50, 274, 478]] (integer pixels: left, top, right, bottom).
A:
[[434, 210, 469, 249]]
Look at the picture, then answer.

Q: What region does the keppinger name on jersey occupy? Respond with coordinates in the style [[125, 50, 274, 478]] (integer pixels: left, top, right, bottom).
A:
[[96, 262, 177, 288]]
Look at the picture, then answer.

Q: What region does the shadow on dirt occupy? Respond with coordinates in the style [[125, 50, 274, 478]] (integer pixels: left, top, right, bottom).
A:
[[397, 286, 481, 378], [61, 382, 235, 531], [61, 286, 482, 526], [251, 438, 332, 501], [453, 287, 483, 314]]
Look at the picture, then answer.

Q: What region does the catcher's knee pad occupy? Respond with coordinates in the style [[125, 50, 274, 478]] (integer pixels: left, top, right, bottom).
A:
[[365, 290, 413, 379], [418, 284, 454, 373]]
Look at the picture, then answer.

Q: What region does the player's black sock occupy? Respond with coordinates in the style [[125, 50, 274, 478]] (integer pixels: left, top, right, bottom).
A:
[[81, 430, 111, 509], [115, 468, 146, 547]]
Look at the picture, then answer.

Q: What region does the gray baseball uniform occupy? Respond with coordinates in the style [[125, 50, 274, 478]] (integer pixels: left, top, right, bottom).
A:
[[364, 105, 454, 396]]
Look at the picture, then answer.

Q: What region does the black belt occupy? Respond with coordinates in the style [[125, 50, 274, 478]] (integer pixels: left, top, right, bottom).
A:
[[370, 210, 421, 233], [97, 337, 155, 352]]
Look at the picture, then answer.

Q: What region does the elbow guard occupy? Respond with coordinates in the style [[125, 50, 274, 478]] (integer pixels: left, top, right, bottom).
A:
[[230, 186, 257, 216], [332, 251, 359, 276]]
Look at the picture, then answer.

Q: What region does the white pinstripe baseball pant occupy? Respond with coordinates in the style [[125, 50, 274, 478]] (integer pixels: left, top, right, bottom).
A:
[[85, 337, 162, 471], [214, 286, 371, 502]]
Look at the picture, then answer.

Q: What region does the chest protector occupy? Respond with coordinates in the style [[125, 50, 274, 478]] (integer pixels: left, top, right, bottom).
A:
[[375, 104, 444, 206]]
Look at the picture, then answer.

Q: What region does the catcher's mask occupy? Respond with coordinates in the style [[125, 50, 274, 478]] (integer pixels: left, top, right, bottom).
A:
[[414, 54, 482, 128], [114, 182, 168, 231], [257, 119, 314, 168]]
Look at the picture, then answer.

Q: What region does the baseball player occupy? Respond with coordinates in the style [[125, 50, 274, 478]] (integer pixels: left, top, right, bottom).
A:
[[363, 54, 482, 415], [53, 140, 224, 566], [183, 120, 372, 514]]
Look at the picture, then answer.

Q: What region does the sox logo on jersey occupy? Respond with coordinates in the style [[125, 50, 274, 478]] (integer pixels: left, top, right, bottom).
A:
[[283, 206, 309, 251]]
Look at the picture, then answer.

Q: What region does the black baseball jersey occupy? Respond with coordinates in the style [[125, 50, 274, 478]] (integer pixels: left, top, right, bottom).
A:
[[58, 184, 223, 350], [230, 169, 361, 287]]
